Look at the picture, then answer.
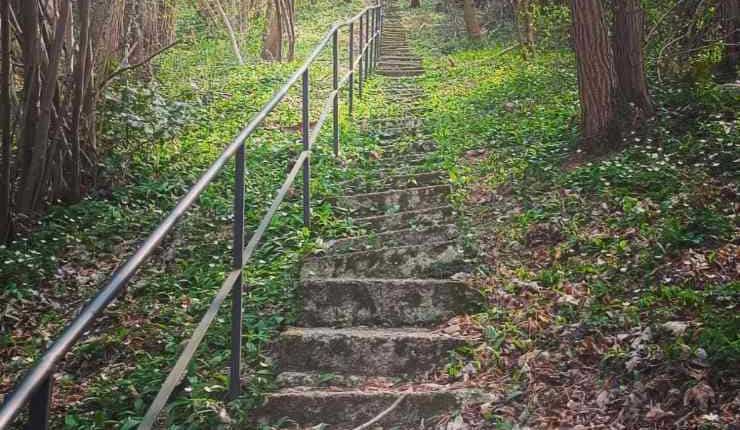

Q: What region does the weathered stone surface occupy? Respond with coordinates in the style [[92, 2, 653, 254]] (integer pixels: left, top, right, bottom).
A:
[[340, 170, 446, 193], [255, 388, 492, 428], [301, 241, 464, 279], [299, 277, 481, 326], [354, 204, 456, 232], [273, 327, 467, 376], [337, 184, 450, 217], [327, 224, 457, 254]]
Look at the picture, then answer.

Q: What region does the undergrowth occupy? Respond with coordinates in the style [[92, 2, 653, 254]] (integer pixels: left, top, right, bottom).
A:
[[399, 2, 738, 428], [0, 1, 372, 428]]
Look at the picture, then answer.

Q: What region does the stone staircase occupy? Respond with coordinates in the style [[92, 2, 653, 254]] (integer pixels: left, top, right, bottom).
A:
[[256, 2, 487, 428]]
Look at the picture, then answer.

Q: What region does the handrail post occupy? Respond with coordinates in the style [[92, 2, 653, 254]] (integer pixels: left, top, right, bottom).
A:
[[364, 9, 370, 80], [358, 14, 364, 99], [301, 69, 311, 229], [370, 8, 376, 74], [228, 140, 245, 401], [27, 377, 51, 430], [348, 21, 354, 117], [332, 29, 339, 157], [376, 7, 382, 68]]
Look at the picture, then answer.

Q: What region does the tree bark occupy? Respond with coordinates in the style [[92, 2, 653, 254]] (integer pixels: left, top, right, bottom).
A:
[[262, 0, 282, 61], [571, 0, 617, 145], [719, 0, 739, 79], [18, 0, 70, 211], [462, 0, 482, 40], [69, 0, 91, 203], [513, 0, 535, 56], [410, 0, 421, 8], [613, 0, 654, 117], [0, 0, 11, 242]]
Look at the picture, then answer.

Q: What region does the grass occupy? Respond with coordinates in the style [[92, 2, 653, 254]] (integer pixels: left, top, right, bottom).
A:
[[0, 1, 377, 428]]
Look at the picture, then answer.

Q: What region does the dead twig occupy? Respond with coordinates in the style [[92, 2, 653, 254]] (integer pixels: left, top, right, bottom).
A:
[[351, 393, 408, 430]]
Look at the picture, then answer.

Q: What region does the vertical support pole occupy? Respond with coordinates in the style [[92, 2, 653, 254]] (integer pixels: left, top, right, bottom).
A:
[[358, 14, 364, 98], [332, 29, 339, 157], [368, 9, 375, 74], [228, 139, 245, 401], [27, 376, 52, 430], [302, 69, 311, 229], [364, 10, 370, 81], [348, 21, 354, 117]]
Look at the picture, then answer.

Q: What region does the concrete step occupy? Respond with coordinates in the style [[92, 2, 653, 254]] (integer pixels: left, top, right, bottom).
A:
[[273, 327, 467, 376], [256, 387, 491, 428], [299, 277, 481, 327], [327, 224, 458, 254], [300, 241, 466, 280], [354, 205, 456, 232], [336, 184, 449, 218]]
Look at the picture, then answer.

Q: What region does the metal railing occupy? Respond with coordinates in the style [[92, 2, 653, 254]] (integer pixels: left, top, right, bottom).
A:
[[0, 4, 384, 429]]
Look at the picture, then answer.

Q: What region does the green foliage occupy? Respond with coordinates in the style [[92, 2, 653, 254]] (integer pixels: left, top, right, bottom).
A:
[[0, 1, 368, 428]]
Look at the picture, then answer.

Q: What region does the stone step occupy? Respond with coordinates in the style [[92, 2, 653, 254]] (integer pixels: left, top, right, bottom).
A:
[[273, 327, 467, 376], [377, 63, 423, 69], [373, 153, 435, 168], [339, 169, 445, 194], [378, 58, 422, 65], [300, 241, 466, 280], [328, 224, 457, 254], [336, 184, 449, 218], [354, 205, 456, 232], [378, 140, 437, 155], [299, 277, 481, 327], [377, 69, 425, 77], [256, 387, 491, 428], [369, 117, 424, 128]]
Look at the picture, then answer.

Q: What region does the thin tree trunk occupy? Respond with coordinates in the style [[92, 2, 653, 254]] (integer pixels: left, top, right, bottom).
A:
[[214, 0, 245, 65], [613, 0, 654, 117], [410, 0, 421, 8], [571, 0, 617, 145], [262, 0, 282, 61], [514, 0, 535, 56], [462, 0, 482, 41], [0, 0, 11, 242], [17, 0, 41, 190], [18, 0, 70, 212], [719, 0, 739, 79], [69, 0, 91, 202]]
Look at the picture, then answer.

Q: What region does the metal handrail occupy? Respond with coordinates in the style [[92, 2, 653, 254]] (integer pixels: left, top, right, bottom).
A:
[[0, 3, 384, 429]]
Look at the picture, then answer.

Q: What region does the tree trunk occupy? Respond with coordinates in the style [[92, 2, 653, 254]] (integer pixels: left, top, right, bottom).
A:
[[571, 0, 617, 145], [613, 0, 654, 117], [0, 0, 11, 242], [410, 0, 421, 8], [17, 0, 41, 191], [719, 0, 739, 79], [262, 0, 282, 61], [18, 0, 70, 212], [69, 0, 91, 203], [513, 0, 535, 56], [462, 0, 482, 40], [214, 0, 245, 65]]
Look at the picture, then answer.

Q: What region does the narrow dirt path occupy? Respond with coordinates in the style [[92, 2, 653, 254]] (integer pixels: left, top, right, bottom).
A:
[[258, 2, 488, 427]]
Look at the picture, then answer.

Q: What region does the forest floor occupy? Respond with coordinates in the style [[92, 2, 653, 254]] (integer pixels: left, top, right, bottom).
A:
[[367, 3, 738, 429]]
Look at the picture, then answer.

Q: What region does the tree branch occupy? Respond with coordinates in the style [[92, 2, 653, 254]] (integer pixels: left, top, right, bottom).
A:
[[98, 39, 180, 91]]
